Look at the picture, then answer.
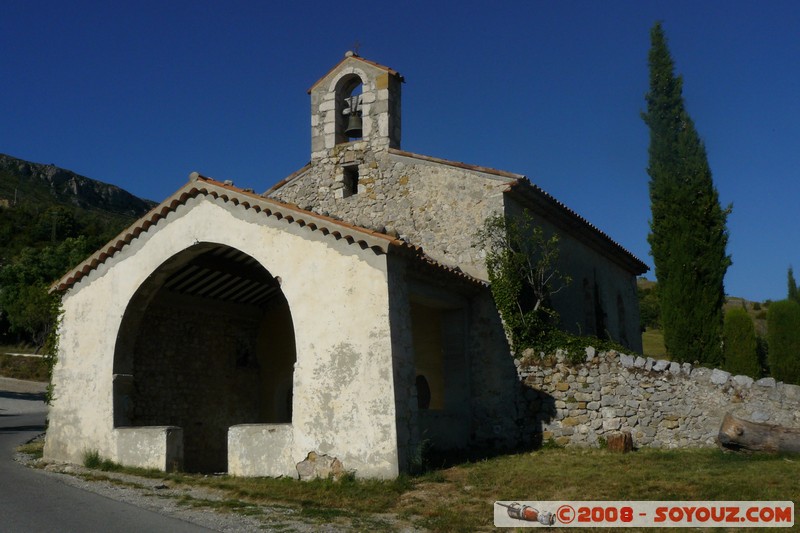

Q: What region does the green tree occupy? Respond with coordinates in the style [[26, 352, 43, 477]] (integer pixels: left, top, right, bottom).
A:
[[788, 267, 799, 304], [475, 213, 570, 355], [0, 236, 93, 351], [766, 299, 800, 384], [3, 283, 59, 351], [637, 282, 661, 329], [722, 307, 759, 378], [642, 22, 731, 365]]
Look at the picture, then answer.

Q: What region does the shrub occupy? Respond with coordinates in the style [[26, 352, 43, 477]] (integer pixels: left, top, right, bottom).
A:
[[474, 213, 569, 355], [83, 449, 101, 469], [722, 308, 759, 378], [638, 284, 661, 329], [766, 299, 800, 384]]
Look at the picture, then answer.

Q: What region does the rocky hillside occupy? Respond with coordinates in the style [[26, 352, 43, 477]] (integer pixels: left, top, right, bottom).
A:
[[0, 153, 155, 217]]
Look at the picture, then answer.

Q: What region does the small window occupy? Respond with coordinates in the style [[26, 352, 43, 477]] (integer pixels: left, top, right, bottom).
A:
[[342, 166, 359, 198]]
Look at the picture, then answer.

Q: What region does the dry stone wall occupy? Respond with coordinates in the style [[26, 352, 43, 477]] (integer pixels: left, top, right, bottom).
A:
[[518, 348, 800, 449]]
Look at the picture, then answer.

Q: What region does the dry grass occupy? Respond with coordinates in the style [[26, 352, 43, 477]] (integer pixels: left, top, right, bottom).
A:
[[395, 448, 799, 531], [16, 440, 44, 459], [46, 446, 800, 532], [641, 328, 667, 358], [0, 353, 48, 381]]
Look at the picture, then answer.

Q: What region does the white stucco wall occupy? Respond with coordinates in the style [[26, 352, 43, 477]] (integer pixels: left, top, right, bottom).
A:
[[45, 195, 402, 478], [115, 426, 183, 471]]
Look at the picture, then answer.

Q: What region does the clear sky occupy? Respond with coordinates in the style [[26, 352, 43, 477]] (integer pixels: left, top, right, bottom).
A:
[[2, 1, 798, 303]]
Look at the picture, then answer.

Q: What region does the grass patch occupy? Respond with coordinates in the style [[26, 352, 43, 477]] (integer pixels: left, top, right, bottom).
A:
[[82, 450, 124, 472], [68, 447, 800, 531], [394, 448, 800, 531], [203, 473, 413, 514], [83, 449, 102, 469], [298, 506, 351, 519], [175, 494, 263, 515], [642, 327, 667, 358], [0, 353, 49, 381], [16, 439, 44, 459], [77, 472, 149, 490], [0, 343, 37, 355]]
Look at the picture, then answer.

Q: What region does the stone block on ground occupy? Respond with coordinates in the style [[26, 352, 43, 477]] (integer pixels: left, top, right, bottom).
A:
[[607, 431, 633, 453], [296, 451, 345, 481]]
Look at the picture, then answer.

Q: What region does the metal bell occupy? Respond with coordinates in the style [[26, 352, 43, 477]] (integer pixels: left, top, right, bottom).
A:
[[344, 114, 363, 138]]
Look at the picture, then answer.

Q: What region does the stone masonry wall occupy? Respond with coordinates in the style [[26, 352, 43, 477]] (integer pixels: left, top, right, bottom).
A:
[[269, 149, 507, 279], [518, 348, 800, 448], [132, 299, 264, 472], [270, 150, 644, 353]]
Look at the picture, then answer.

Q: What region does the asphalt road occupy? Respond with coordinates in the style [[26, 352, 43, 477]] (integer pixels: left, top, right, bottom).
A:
[[0, 379, 212, 533]]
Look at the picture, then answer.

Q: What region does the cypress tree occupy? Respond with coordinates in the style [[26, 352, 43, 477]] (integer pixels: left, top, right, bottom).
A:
[[766, 299, 800, 384], [788, 267, 799, 304], [722, 307, 759, 378], [642, 23, 731, 364]]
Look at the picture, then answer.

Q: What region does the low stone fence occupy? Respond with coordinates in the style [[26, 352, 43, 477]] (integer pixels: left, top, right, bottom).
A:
[[517, 348, 800, 449]]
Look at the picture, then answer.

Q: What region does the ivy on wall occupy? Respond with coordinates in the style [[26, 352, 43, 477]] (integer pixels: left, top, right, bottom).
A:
[[475, 213, 570, 356]]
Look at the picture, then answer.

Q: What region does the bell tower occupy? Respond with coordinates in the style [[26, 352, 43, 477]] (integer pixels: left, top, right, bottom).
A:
[[309, 51, 403, 161]]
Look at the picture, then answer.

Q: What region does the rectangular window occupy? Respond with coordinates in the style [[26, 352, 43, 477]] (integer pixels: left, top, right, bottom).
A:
[[342, 166, 359, 198]]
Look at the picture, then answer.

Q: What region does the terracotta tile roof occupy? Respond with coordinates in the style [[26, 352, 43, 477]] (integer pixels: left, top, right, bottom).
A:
[[388, 148, 648, 275], [263, 162, 310, 195], [505, 178, 648, 274], [308, 52, 404, 94], [52, 174, 485, 293], [388, 148, 524, 180]]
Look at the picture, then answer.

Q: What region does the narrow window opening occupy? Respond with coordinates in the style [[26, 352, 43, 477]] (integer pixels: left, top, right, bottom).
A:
[[416, 375, 431, 410], [342, 166, 359, 198]]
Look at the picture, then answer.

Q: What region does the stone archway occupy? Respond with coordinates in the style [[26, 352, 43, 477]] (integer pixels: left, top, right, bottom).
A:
[[113, 242, 296, 472]]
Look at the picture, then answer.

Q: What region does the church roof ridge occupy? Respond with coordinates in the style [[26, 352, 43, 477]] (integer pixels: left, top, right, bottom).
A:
[[52, 174, 485, 292], [389, 148, 647, 273], [307, 52, 404, 94], [505, 178, 648, 274], [267, 149, 647, 274]]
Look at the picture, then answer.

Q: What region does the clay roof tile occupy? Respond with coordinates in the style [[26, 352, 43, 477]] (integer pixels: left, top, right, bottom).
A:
[[52, 174, 483, 293]]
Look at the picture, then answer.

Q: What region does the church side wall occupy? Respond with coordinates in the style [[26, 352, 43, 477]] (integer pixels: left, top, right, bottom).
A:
[[272, 152, 642, 352], [468, 290, 523, 448], [269, 149, 508, 280], [503, 199, 642, 352]]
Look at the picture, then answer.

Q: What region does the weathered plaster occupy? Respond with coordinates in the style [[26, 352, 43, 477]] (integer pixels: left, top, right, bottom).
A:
[[115, 426, 183, 471], [228, 424, 293, 477], [47, 196, 402, 478]]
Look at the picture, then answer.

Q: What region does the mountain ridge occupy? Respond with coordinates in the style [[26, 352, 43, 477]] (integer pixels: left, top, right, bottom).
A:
[[0, 153, 156, 217]]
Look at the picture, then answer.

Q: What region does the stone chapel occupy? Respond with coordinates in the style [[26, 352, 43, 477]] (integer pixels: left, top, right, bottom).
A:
[[44, 52, 647, 478]]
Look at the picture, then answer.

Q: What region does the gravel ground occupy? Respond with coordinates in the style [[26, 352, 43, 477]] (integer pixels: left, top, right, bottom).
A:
[[16, 450, 312, 532], [6, 377, 418, 532], [14, 451, 415, 532]]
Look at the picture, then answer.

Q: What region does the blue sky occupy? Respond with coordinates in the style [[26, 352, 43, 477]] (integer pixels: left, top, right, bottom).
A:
[[2, 1, 798, 302]]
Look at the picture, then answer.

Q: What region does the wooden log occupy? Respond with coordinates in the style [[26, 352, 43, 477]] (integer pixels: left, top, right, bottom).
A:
[[607, 431, 633, 453], [717, 412, 800, 453]]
